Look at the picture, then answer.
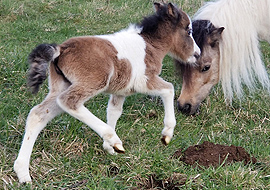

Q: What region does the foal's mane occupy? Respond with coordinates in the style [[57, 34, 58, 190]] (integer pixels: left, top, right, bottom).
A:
[[139, 3, 180, 37]]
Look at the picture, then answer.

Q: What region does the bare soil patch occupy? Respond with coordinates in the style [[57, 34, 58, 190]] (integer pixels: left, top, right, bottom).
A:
[[173, 141, 257, 167], [133, 141, 257, 189]]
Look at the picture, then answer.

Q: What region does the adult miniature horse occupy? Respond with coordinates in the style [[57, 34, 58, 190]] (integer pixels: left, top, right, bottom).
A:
[[177, 0, 270, 115], [14, 2, 200, 183], [176, 20, 224, 115]]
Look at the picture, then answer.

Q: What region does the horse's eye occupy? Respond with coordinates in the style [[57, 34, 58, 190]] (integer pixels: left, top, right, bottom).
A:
[[202, 65, 211, 72]]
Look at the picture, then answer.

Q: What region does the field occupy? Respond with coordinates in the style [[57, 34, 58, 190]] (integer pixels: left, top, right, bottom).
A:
[[1, 0, 269, 189]]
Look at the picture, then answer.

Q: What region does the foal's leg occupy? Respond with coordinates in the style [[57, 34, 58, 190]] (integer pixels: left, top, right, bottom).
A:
[[56, 85, 125, 154], [107, 95, 125, 129], [146, 76, 176, 145], [14, 93, 64, 183], [14, 64, 69, 183]]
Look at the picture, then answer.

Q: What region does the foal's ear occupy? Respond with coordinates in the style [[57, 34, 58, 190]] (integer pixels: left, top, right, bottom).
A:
[[167, 3, 179, 18], [154, 2, 162, 12]]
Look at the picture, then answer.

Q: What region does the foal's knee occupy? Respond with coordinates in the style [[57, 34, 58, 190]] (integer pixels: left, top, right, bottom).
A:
[[26, 107, 43, 127]]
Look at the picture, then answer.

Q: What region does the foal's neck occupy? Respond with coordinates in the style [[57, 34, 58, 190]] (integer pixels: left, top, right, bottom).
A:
[[142, 34, 172, 60]]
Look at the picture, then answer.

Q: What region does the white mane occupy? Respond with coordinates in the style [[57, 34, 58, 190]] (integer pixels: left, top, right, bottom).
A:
[[194, 0, 270, 102]]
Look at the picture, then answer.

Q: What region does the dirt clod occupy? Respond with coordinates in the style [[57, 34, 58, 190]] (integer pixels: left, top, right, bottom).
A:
[[173, 141, 257, 167]]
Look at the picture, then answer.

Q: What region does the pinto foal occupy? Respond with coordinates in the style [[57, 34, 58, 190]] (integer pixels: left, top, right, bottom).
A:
[[14, 2, 200, 183]]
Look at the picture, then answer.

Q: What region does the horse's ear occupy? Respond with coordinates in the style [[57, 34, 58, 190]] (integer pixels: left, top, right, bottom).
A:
[[167, 3, 178, 18], [217, 27, 225, 35], [209, 27, 225, 47], [210, 27, 225, 40]]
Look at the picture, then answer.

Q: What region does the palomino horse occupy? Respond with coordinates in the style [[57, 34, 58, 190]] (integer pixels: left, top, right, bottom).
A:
[[177, 0, 270, 115], [176, 20, 224, 115], [14, 2, 200, 183]]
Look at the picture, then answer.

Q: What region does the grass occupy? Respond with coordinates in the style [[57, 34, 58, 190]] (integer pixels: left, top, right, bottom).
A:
[[0, 0, 269, 189]]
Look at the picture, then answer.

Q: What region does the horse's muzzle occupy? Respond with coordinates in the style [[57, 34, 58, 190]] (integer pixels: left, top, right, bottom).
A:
[[177, 101, 200, 116]]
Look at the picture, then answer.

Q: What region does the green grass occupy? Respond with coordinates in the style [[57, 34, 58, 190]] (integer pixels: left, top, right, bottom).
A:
[[1, 0, 269, 189]]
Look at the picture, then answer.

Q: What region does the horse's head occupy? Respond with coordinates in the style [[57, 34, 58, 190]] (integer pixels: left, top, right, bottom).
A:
[[141, 2, 200, 64], [176, 20, 224, 115]]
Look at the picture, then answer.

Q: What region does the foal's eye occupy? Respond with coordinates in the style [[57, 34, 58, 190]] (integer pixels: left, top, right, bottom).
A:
[[202, 65, 211, 72], [187, 28, 192, 35]]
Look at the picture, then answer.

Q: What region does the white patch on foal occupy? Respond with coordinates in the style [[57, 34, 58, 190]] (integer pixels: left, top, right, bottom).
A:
[[96, 25, 148, 94], [187, 17, 201, 63]]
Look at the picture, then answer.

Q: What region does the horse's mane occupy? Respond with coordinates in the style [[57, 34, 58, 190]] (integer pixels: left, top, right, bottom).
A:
[[139, 3, 180, 37], [192, 20, 216, 50], [194, 0, 270, 102]]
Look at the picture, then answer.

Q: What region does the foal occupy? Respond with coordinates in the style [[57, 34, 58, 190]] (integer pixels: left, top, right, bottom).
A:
[[14, 2, 200, 183]]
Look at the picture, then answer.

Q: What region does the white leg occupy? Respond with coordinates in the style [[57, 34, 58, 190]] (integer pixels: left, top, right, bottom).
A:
[[146, 77, 176, 145], [107, 95, 125, 129], [14, 95, 63, 183], [159, 87, 176, 145], [57, 98, 125, 154]]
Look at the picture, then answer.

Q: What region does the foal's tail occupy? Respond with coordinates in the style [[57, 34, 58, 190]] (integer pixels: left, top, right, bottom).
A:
[[27, 43, 60, 94]]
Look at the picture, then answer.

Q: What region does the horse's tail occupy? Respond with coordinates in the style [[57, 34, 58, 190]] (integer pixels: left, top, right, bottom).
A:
[[27, 43, 60, 94]]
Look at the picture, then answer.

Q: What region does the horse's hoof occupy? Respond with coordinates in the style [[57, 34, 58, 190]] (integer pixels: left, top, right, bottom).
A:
[[113, 143, 125, 153], [161, 136, 171, 145]]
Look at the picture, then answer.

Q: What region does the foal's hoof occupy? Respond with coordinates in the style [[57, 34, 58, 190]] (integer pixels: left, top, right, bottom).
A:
[[161, 136, 171, 145], [113, 143, 125, 154]]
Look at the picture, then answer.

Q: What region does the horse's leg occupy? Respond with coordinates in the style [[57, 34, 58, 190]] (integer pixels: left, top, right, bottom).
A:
[[14, 93, 64, 183], [107, 95, 125, 129], [56, 85, 125, 154], [146, 76, 176, 145], [14, 64, 69, 183]]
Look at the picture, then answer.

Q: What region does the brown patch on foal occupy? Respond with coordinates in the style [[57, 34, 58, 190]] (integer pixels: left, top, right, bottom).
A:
[[56, 37, 133, 109], [108, 58, 132, 93]]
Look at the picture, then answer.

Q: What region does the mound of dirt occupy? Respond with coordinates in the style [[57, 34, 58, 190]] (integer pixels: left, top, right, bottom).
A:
[[173, 141, 257, 167]]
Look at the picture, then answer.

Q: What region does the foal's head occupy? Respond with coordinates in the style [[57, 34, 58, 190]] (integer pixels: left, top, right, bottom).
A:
[[140, 2, 200, 63], [176, 20, 224, 115]]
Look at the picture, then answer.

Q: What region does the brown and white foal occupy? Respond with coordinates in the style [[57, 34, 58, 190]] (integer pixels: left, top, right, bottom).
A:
[[14, 2, 200, 183]]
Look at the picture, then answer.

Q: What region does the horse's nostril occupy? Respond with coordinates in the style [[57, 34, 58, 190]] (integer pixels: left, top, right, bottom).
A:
[[183, 103, 191, 112], [177, 101, 192, 115]]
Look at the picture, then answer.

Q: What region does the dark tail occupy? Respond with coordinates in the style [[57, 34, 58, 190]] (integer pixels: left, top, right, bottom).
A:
[[27, 43, 60, 94]]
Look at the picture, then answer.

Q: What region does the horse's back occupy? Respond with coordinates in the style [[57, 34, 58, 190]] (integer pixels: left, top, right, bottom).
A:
[[57, 36, 117, 83]]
